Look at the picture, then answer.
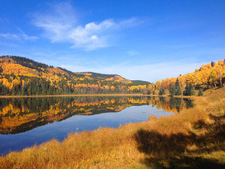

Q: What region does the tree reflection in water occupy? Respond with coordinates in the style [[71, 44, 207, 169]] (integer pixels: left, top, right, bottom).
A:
[[0, 96, 193, 134]]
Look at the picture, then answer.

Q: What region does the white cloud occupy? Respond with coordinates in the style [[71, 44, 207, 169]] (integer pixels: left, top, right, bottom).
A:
[[32, 2, 140, 50], [33, 2, 76, 43]]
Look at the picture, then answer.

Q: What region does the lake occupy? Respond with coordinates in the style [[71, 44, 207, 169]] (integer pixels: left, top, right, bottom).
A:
[[0, 96, 193, 155]]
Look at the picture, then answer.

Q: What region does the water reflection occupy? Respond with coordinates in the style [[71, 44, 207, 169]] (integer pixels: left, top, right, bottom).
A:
[[0, 96, 192, 135]]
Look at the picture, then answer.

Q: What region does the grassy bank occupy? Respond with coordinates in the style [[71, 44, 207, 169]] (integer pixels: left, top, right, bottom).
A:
[[0, 87, 225, 168]]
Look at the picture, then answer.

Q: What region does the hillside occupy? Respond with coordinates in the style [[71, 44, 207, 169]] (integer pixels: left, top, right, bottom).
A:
[[147, 59, 225, 96], [0, 56, 150, 95], [1, 56, 224, 96]]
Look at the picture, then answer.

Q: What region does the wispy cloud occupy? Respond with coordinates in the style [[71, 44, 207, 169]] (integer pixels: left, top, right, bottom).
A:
[[0, 33, 19, 39], [32, 2, 140, 50], [33, 2, 76, 43], [18, 29, 38, 40], [0, 31, 38, 41]]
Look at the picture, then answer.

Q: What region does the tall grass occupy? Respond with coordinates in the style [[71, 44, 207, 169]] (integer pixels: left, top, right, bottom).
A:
[[1, 87, 225, 168]]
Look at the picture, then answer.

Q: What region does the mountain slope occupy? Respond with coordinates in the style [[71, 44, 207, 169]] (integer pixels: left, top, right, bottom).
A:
[[0, 55, 151, 95]]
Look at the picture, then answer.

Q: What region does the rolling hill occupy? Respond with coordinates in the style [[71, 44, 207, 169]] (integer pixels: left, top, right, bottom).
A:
[[0, 55, 151, 95]]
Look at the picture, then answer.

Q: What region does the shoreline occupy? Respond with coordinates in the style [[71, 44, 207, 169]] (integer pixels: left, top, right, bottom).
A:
[[0, 93, 145, 98], [0, 93, 197, 98]]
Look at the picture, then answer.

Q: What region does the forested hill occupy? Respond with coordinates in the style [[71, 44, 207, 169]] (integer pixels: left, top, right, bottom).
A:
[[0, 56, 150, 95]]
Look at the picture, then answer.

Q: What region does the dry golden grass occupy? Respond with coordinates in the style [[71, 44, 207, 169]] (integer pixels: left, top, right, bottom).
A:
[[0, 123, 149, 169], [1, 87, 225, 168]]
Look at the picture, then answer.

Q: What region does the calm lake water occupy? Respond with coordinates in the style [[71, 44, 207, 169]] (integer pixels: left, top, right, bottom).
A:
[[0, 96, 193, 155]]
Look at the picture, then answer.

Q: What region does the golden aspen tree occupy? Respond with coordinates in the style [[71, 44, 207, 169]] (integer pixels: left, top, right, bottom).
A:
[[218, 60, 224, 86], [155, 80, 161, 90]]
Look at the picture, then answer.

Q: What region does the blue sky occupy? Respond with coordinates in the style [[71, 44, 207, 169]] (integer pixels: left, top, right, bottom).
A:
[[0, 0, 225, 82]]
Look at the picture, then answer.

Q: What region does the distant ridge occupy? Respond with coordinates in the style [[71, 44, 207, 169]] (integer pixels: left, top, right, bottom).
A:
[[131, 80, 151, 85]]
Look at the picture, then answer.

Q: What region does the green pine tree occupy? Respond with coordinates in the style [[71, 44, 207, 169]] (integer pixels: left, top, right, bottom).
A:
[[198, 89, 203, 96], [184, 83, 190, 96], [169, 83, 176, 97], [159, 88, 165, 95], [190, 84, 195, 95], [175, 78, 182, 95]]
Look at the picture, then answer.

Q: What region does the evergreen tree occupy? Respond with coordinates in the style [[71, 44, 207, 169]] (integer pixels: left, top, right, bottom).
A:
[[183, 83, 190, 96], [198, 89, 203, 96], [175, 87, 182, 95], [175, 78, 182, 95], [184, 83, 195, 96], [190, 84, 195, 95], [159, 88, 165, 95], [169, 83, 175, 97]]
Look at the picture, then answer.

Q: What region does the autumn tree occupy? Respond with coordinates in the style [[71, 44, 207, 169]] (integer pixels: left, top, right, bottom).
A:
[[217, 60, 224, 87]]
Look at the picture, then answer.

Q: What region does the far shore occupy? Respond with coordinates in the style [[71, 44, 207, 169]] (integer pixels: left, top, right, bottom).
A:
[[0, 93, 197, 98]]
